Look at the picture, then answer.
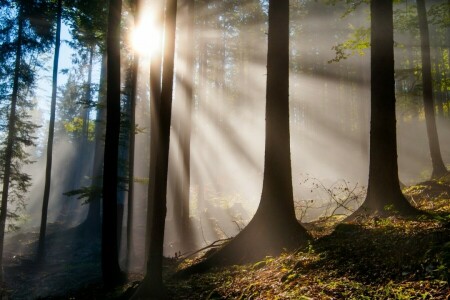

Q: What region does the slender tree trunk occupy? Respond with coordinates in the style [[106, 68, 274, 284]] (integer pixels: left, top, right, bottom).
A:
[[133, 0, 178, 297], [0, 7, 23, 281], [172, 0, 194, 253], [102, 0, 123, 287], [83, 53, 107, 236], [126, 51, 139, 272], [144, 0, 163, 266], [417, 0, 447, 178], [347, 0, 419, 220], [180, 0, 194, 250], [37, 0, 62, 262], [125, 0, 141, 272], [147, 0, 177, 288], [82, 47, 94, 139]]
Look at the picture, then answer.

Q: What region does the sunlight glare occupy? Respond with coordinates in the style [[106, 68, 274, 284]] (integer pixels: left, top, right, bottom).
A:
[[131, 10, 161, 57]]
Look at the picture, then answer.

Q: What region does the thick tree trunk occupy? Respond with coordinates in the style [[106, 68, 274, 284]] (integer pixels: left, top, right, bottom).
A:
[[417, 0, 447, 178], [37, 0, 62, 263], [347, 0, 420, 220], [0, 7, 23, 281], [102, 0, 123, 287], [177, 0, 309, 276]]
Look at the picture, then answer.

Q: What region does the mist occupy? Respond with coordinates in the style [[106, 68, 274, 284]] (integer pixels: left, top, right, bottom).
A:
[[6, 0, 449, 277]]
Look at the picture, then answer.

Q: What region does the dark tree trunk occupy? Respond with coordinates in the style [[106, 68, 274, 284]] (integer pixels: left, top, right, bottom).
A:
[[102, 0, 123, 287], [177, 0, 309, 276], [37, 0, 63, 263], [417, 0, 447, 178], [347, 0, 420, 220], [83, 53, 107, 236], [126, 45, 139, 272], [132, 0, 177, 297], [144, 0, 163, 265], [0, 6, 23, 281]]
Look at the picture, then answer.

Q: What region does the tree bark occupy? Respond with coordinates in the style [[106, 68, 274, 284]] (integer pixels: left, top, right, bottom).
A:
[[133, 0, 178, 297], [37, 0, 63, 263], [83, 53, 107, 236], [144, 0, 164, 266], [126, 41, 139, 273], [417, 0, 447, 178], [0, 6, 23, 281], [172, 0, 195, 253], [177, 0, 309, 276], [346, 0, 420, 220], [102, 0, 123, 287]]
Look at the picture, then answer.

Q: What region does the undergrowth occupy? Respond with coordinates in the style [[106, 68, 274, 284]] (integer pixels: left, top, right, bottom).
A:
[[6, 178, 450, 299]]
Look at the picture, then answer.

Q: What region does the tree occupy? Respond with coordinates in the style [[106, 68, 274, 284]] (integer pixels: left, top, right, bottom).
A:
[[0, 0, 53, 279], [172, 0, 195, 253], [81, 53, 107, 237], [144, 0, 163, 265], [132, 0, 177, 297], [416, 0, 447, 179], [0, 4, 25, 280], [102, 0, 124, 287], [125, 0, 140, 270], [179, 0, 310, 274], [63, 0, 108, 233], [37, 0, 63, 263], [346, 0, 421, 220]]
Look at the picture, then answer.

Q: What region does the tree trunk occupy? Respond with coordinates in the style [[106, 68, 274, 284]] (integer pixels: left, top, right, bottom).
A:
[[37, 0, 62, 263], [82, 53, 107, 236], [180, 0, 194, 250], [126, 45, 139, 273], [102, 0, 123, 287], [172, 0, 195, 253], [132, 0, 178, 297], [177, 0, 309, 276], [144, 0, 164, 266], [0, 6, 23, 281], [347, 0, 420, 220], [417, 0, 447, 178]]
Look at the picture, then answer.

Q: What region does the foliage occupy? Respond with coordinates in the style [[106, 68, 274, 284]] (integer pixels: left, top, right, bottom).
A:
[[428, 2, 450, 29], [62, 116, 95, 141], [328, 25, 369, 63], [0, 0, 55, 230], [64, 0, 108, 51], [295, 175, 366, 222]]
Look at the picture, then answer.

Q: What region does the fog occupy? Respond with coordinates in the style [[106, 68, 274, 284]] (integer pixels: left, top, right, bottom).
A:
[[8, 0, 450, 272]]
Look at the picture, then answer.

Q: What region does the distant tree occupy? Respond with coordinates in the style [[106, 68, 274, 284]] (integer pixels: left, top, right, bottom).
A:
[[64, 0, 108, 230], [416, 0, 448, 178], [179, 0, 310, 274], [172, 0, 195, 253], [125, 0, 140, 270], [37, 0, 63, 263], [346, 0, 421, 220], [132, 0, 178, 297], [80, 53, 106, 237], [0, 0, 53, 279], [102, 0, 124, 287]]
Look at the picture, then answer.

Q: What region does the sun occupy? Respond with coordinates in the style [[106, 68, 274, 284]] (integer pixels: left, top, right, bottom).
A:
[[130, 11, 162, 57]]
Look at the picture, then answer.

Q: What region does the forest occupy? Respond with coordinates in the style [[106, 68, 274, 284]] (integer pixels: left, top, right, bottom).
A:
[[0, 0, 449, 299]]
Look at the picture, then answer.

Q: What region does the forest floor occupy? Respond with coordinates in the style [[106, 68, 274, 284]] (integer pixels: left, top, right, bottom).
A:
[[1, 178, 450, 299]]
